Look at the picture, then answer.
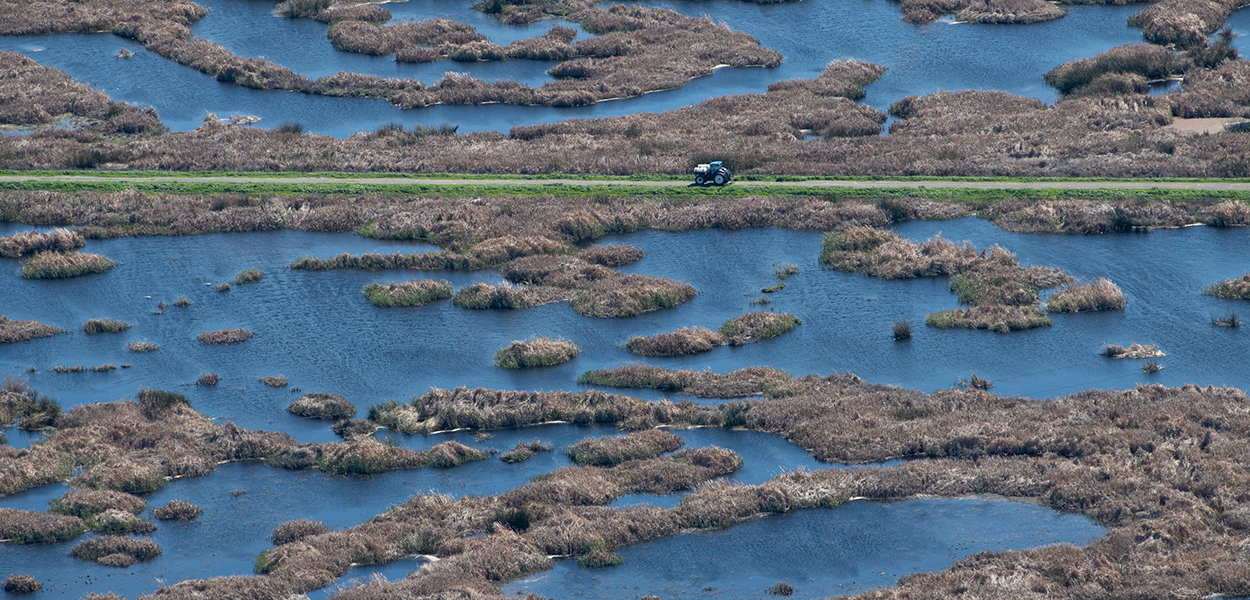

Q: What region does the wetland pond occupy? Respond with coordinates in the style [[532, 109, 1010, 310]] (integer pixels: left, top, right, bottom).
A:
[[3, 217, 1249, 432], [0, 0, 1162, 136], [3, 217, 1247, 598]]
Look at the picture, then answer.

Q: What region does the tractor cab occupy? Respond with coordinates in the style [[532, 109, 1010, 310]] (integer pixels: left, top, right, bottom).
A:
[[693, 160, 734, 186]]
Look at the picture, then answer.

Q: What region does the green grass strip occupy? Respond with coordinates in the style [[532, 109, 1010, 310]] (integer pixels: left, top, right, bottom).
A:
[[3, 179, 1250, 204], [2, 169, 1250, 184]]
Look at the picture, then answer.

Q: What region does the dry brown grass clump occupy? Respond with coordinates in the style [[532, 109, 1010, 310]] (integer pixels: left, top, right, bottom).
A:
[[1130, 0, 1241, 46], [453, 282, 553, 310], [625, 327, 726, 356], [982, 198, 1250, 234], [926, 305, 1053, 333], [197, 328, 254, 345], [71, 535, 161, 567], [288, 393, 356, 421], [0, 316, 63, 344], [1205, 274, 1250, 300], [0, 190, 910, 245], [823, 227, 1071, 331], [2, 575, 40, 594], [571, 275, 696, 318], [500, 440, 553, 463], [195, 372, 218, 388], [0, 228, 83, 258], [577, 244, 645, 267], [719, 312, 800, 345], [1046, 278, 1127, 313], [260, 375, 289, 387], [127, 341, 159, 352], [153, 500, 203, 521], [899, 0, 1065, 24], [50, 489, 145, 519], [52, 364, 118, 374], [272, 519, 328, 545], [83, 318, 130, 334], [235, 269, 264, 284], [0, 52, 163, 134], [566, 430, 683, 466], [1045, 44, 1186, 96], [0, 508, 86, 543], [0, 384, 496, 504], [90, 509, 156, 534], [494, 337, 580, 369], [499, 255, 616, 288], [1101, 343, 1164, 359], [20, 251, 116, 279], [271, 517, 327, 545], [363, 279, 453, 307], [579, 365, 793, 398], [368, 387, 651, 434], [821, 227, 1009, 280]]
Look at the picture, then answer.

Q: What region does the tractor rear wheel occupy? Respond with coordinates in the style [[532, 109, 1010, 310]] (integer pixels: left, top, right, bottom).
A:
[[713, 171, 728, 186], [695, 174, 706, 185]]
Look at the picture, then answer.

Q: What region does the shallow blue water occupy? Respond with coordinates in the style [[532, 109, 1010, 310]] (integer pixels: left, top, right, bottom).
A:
[[1229, 8, 1250, 55], [0, 422, 866, 598], [0, 0, 1148, 135], [191, 0, 581, 84], [2, 219, 1233, 598], [504, 496, 1105, 599], [0, 440, 575, 599], [2, 219, 1249, 437]]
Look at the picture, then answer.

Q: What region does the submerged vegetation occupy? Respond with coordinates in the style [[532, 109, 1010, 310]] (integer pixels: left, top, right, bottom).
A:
[[494, 337, 580, 369]]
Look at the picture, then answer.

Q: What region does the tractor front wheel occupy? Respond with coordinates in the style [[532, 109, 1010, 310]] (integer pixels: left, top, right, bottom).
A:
[[695, 174, 706, 185]]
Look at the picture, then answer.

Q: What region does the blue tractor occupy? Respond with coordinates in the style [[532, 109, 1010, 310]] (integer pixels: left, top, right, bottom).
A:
[[693, 160, 734, 186]]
